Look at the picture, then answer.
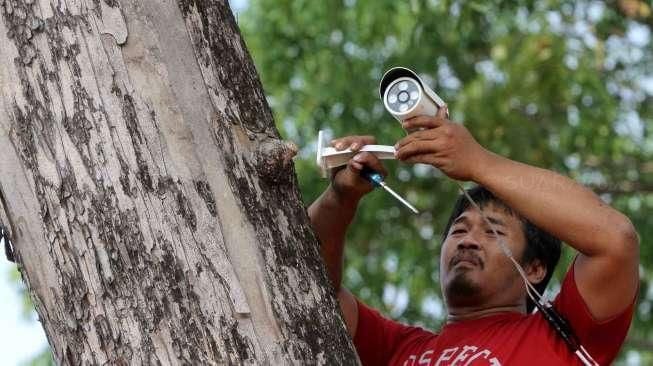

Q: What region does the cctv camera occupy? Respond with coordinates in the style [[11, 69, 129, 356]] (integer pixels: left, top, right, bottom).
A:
[[379, 67, 446, 132]]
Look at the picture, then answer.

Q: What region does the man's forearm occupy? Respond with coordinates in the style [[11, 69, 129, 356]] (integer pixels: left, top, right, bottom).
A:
[[473, 152, 638, 256], [308, 185, 360, 290]]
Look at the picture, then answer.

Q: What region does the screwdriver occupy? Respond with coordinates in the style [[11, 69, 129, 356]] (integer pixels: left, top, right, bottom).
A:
[[360, 167, 419, 214]]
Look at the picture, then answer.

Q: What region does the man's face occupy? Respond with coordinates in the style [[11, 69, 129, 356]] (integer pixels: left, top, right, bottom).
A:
[[439, 203, 528, 309]]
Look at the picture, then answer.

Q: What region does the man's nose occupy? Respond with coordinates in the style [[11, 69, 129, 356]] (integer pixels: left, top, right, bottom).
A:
[[456, 239, 481, 251]]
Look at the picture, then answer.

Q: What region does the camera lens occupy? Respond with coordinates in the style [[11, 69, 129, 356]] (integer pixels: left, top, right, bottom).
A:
[[384, 77, 421, 114]]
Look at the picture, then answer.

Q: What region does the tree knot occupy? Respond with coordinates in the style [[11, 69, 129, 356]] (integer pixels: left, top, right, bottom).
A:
[[254, 139, 298, 184]]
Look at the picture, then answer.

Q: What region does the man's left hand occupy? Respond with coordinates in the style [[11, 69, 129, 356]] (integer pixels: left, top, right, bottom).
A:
[[394, 107, 490, 182]]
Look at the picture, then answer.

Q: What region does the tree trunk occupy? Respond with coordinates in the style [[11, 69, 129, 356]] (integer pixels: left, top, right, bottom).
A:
[[0, 0, 358, 364]]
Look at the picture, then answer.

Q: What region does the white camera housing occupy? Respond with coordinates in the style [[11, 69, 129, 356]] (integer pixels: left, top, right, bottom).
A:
[[379, 67, 446, 131]]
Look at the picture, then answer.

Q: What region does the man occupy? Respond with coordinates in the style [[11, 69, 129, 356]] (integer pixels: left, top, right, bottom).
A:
[[308, 107, 639, 365]]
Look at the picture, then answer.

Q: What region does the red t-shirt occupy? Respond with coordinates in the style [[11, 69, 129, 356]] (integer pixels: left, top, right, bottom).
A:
[[354, 264, 635, 365]]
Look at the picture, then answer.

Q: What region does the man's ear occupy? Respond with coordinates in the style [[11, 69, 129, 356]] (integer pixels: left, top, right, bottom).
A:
[[525, 259, 547, 285]]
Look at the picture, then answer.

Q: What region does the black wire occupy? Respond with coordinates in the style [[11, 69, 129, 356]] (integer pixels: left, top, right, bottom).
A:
[[533, 299, 582, 353]]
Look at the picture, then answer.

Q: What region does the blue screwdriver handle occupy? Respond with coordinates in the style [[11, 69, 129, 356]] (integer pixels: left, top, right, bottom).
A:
[[360, 167, 383, 188]]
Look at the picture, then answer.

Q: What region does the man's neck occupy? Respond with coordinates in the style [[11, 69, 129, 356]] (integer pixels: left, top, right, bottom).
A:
[[446, 303, 526, 323]]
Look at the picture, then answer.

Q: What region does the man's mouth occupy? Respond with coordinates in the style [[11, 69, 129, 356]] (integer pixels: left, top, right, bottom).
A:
[[450, 251, 483, 269]]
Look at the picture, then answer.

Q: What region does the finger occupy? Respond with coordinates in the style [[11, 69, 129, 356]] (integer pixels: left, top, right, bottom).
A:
[[351, 135, 375, 152], [331, 137, 352, 150], [347, 160, 373, 187], [394, 134, 415, 151], [401, 154, 429, 165], [395, 129, 440, 150], [352, 152, 388, 177], [331, 135, 377, 151], [358, 135, 377, 144], [395, 140, 442, 161], [329, 165, 346, 181], [403, 154, 446, 167], [349, 160, 364, 171], [402, 115, 445, 131]]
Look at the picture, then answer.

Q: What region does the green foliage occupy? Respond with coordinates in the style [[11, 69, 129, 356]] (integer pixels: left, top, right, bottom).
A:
[[241, 0, 653, 359], [9, 265, 36, 320], [21, 348, 55, 366]]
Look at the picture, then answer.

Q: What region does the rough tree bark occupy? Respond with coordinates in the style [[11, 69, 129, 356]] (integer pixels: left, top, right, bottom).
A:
[[0, 0, 358, 364]]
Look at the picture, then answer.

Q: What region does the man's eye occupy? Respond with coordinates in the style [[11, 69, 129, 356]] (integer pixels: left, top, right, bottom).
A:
[[452, 229, 466, 235], [485, 230, 505, 236]]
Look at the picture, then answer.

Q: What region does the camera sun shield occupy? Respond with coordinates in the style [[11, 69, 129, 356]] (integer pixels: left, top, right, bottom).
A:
[[379, 67, 446, 132]]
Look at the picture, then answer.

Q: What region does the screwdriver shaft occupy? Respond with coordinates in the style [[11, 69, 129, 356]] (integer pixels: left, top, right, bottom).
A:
[[380, 182, 419, 214]]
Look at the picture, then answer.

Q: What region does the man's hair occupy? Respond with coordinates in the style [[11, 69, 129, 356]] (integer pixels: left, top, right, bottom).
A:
[[441, 186, 562, 313]]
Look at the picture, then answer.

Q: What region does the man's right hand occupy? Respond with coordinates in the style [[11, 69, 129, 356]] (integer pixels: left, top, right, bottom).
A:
[[329, 135, 388, 202]]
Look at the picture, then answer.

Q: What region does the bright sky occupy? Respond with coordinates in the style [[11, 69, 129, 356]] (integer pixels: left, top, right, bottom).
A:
[[0, 249, 50, 365]]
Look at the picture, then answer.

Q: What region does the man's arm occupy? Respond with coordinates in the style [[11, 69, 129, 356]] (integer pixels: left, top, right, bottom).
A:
[[473, 153, 639, 319], [395, 109, 639, 320], [308, 187, 360, 336], [308, 136, 387, 336]]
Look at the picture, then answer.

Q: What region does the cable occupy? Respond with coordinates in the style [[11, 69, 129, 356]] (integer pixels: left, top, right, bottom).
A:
[[454, 181, 599, 366]]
